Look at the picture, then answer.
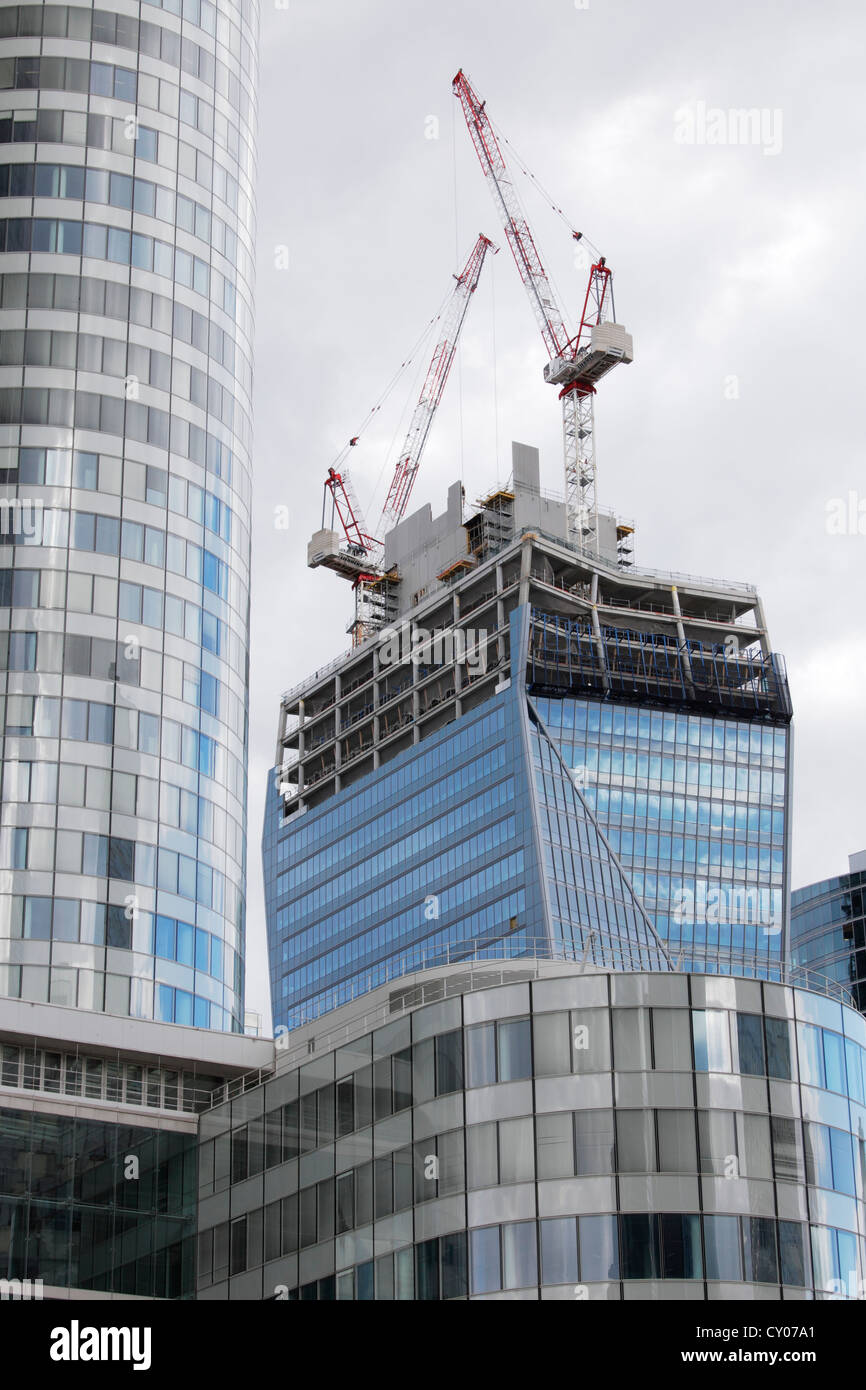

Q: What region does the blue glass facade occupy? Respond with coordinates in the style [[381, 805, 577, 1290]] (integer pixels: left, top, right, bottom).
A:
[[534, 695, 788, 971], [265, 608, 672, 1031], [266, 694, 542, 1027], [268, 583, 797, 1031], [792, 861, 866, 1012], [528, 713, 666, 968], [266, 596, 794, 1030]]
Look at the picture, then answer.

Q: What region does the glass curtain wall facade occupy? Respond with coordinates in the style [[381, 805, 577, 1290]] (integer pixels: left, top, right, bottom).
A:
[[0, 0, 258, 1029], [265, 596, 790, 1032], [527, 712, 667, 970], [533, 695, 788, 973], [526, 601, 792, 978], [0, 998, 274, 1297], [196, 965, 866, 1301], [792, 857, 866, 1013], [265, 680, 669, 1032], [0, 1105, 197, 1296], [266, 694, 545, 1029]]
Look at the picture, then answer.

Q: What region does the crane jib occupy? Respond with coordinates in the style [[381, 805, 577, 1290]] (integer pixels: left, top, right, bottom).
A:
[[452, 68, 633, 554]]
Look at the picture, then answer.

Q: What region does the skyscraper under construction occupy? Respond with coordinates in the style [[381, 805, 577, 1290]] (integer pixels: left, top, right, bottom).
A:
[[265, 441, 791, 1031], [264, 70, 792, 1034]]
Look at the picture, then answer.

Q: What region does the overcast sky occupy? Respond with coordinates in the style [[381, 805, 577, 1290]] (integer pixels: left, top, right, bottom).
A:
[[243, 0, 866, 1024]]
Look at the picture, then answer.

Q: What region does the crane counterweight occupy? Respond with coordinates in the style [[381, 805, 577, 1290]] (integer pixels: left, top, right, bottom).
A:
[[544, 322, 634, 388]]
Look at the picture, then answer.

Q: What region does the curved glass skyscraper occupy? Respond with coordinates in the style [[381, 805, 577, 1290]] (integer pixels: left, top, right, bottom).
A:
[[0, 0, 257, 1030]]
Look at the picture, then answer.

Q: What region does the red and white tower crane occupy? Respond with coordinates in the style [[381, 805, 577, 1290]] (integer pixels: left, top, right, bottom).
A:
[[309, 233, 497, 634], [380, 231, 496, 533], [452, 69, 633, 554]]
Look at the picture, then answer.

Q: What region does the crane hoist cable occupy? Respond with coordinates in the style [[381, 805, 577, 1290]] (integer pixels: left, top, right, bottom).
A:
[[486, 109, 604, 261], [327, 280, 458, 475]]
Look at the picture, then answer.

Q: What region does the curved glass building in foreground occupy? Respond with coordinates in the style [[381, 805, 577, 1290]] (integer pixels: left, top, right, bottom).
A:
[[0, 0, 257, 1029], [197, 960, 866, 1301]]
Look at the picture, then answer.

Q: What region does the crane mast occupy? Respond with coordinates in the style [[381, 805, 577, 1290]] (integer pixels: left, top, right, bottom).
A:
[[452, 69, 633, 554]]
